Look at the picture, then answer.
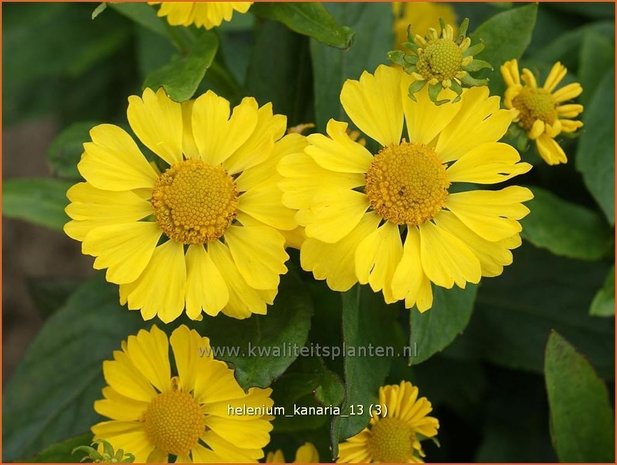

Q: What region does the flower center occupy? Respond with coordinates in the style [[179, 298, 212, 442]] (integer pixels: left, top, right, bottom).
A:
[[368, 417, 415, 463], [416, 38, 463, 81], [143, 389, 204, 457], [151, 159, 239, 244], [512, 87, 557, 130], [365, 142, 449, 226]]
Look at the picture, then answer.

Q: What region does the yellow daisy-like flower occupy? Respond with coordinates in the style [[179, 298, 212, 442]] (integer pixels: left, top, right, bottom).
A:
[[266, 442, 320, 463], [150, 2, 252, 29], [392, 2, 457, 48], [279, 65, 533, 311], [337, 381, 438, 463], [501, 59, 584, 165], [92, 325, 274, 463], [65, 87, 304, 322]]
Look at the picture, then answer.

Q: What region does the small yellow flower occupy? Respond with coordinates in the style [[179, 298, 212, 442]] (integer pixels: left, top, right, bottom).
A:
[[279, 65, 533, 311], [337, 381, 438, 463], [150, 2, 252, 29], [92, 325, 274, 463], [501, 59, 584, 165], [389, 18, 491, 104], [65, 88, 304, 322], [392, 2, 457, 48], [266, 442, 320, 463]]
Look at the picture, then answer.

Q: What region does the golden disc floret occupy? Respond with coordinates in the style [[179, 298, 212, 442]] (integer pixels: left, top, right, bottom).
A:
[[367, 417, 415, 463], [511, 87, 558, 131]]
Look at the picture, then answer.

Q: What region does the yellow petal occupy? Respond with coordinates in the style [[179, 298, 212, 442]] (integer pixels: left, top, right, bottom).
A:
[[224, 225, 288, 290], [445, 186, 533, 241], [560, 119, 583, 133], [300, 212, 381, 292], [169, 325, 206, 392], [185, 245, 229, 318], [355, 221, 403, 303], [181, 100, 200, 160], [91, 421, 155, 464], [306, 120, 373, 173], [552, 82, 583, 103], [238, 185, 297, 231], [340, 64, 404, 146], [191, 92, 258, 166], [203, 416, 272, 448], [535, 133, 568, 165], [155, 2, 194, 26], [193, 358, 246, 405], [82, 222, 161, 284], [418, 220, 482, 288], [436, 87, 514, 162], [94, 387, 149, 421], [123, 326, 171, 393], [446, 142, 532, 184], [300, 189, 370, 243], [557, 104, 584, 119], [102, 351, 157, 402], [127, 87, 183, 166], [200, 430, 264, 461], [391, 226, 429, 307], [78, 124, 158, 191], [543, 62, 567, 92], [121, 240, 187, 323], [500, 59, 521, 87], [296, 443, 320, 463], [65, 183, 153, 221], [204, 386, 273, 421]]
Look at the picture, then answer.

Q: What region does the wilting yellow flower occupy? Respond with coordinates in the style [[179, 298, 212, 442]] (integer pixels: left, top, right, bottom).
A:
[[92, 325, 274, 463], [501, 59, 584, 165], [150, 2, 252, 29], [65, 88, 303, 322], [279, 65, 533, 311], [266, 442, 320, 463], [392, 2, 457, 48], [337, 381, 438, 463]]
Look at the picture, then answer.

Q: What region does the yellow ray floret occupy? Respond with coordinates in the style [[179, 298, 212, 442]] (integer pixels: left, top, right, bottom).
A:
[[392, 2, 457, 48], [266, 442, 320, 463], [150, 2, 252, 29], [501, 59, 584, 165], [278, 65, 533, 312], [65, 87, 306, 322]]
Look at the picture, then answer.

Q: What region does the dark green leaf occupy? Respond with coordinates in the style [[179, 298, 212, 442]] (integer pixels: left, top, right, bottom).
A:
[[3, 178, 72, 231], [26, 277, 83, 319], [143, 30, 218, 101], [590, 266, 615, 317], [409, 285, 477, 365], [470, 4, 538, 96], [311, 3, 393, 130], [521, 187, 612, 261], [200, 271, 313, 389], [576, 70, 615, 225], [245, 21, 313, 125], [545, 332, 614, 462], [47, 122, 98, 180], [578, 32, 614, 106], [3, 277, 147, 460], [108, 2, 168, 37], [330, 285, 398, 459], [28, 432, 92, 463], [546, 3, 615, 20], [251, 3, 354, 49], [446, 244, 614, 379]]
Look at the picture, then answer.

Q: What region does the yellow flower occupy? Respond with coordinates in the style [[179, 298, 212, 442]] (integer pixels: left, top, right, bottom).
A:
[[279, 65, 533, 311], [337, 381, 438, 463], [150, 2, 252, 29], [501, 59, 584, 165], [266, 442, 320, 463], [92, 325, 274, 463], [65, 88, 304, 322], [392, 2, 457, 48]]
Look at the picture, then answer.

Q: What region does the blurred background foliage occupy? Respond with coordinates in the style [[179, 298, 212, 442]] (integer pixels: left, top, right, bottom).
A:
[[3, 2, 615, 463]]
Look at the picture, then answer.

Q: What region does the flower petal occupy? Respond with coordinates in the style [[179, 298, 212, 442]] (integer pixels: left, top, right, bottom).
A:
[[535, 133, 568, 165], [185, 245, 229, 318], [94, 387, 149, 421], [123, 326, 171, 393], [102, 351, 158, 402], [91, 421, 155, 464]]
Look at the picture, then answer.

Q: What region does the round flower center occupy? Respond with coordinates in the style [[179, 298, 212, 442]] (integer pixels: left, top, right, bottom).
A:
[[512, 87, 557, 130], [365, 142, 449, 226], [416, 38, 463, 81], [368, 417, 415, 463], [143, 390, 204, 457], [151, 159, 239, 244]]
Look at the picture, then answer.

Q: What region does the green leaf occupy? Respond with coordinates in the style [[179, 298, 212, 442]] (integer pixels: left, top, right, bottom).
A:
[[545, 332, 614, 462], [143, 30, 218, 101], [26, 277, 83, 319], [576, 70, 615, 225], [3, 277, 147, 460], [108, 2, 168, 37], [311, 3, 393, 130], [250, 3, 354, 49], [200, 271, 313, 389], [245, 20, 314, 125], [28, 432, 92, 463], [590, 266, 615, 317], [521, 187, 612, 261], [578, 32, 614, 106], [546, 3, 615, 20], [409, 285, 477, 365], [470, 4, 538, 96], [3, 178, 72, 231], [446, 244, 614, 379], [91, 2, 107, 20], [330, 285, 398, 459], [47, 122, 98, 180]]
